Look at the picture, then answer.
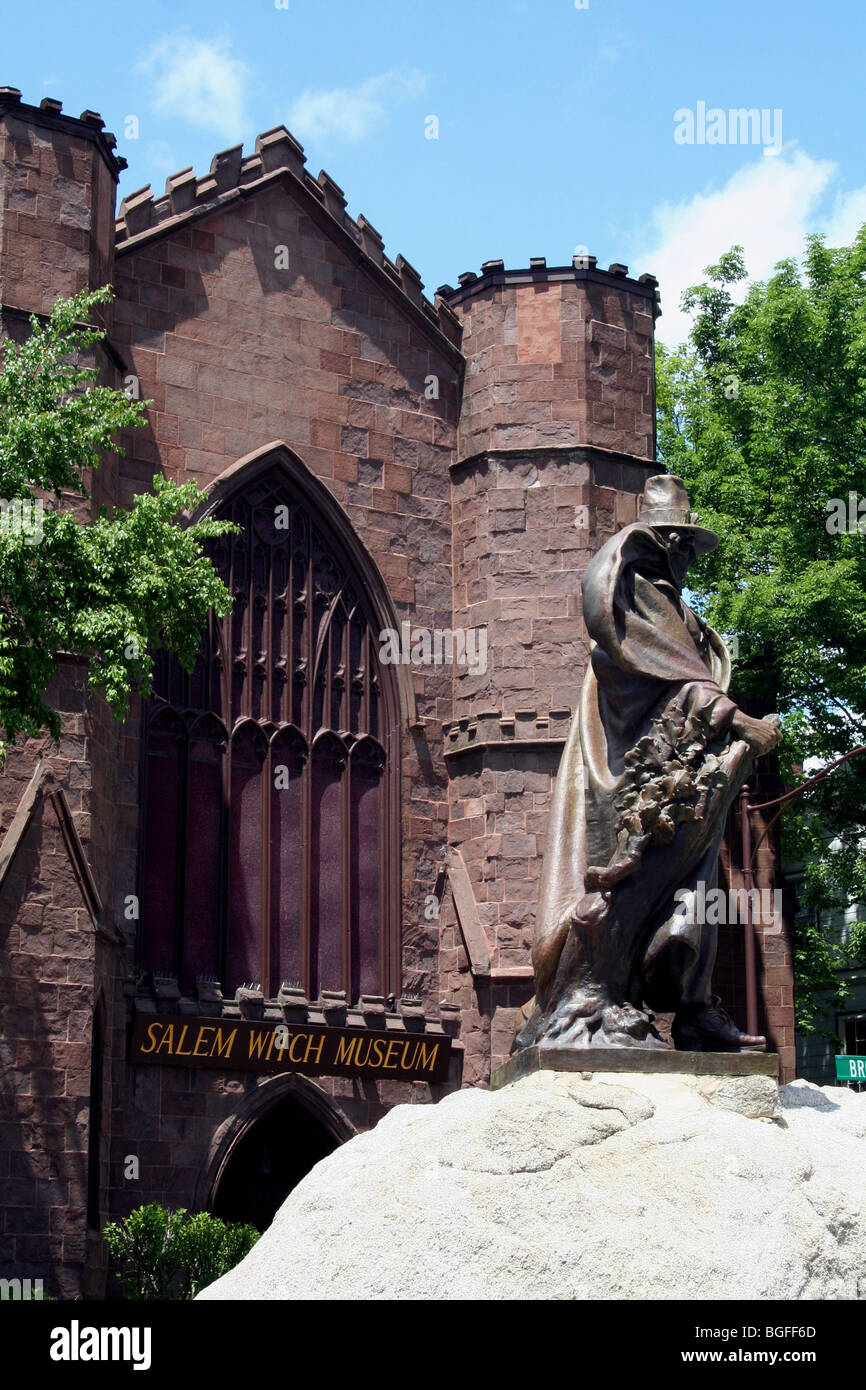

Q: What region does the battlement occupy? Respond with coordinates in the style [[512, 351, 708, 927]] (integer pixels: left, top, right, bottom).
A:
[[443, 254, 659, 462], [438, 255, 661, 318], [0, 87, 126, 179], [0, 87, 125, 317], [113, 125, 462, 350]]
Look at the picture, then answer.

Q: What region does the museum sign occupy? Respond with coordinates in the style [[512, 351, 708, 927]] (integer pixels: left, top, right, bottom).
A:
[[129, 1014, 452, 1083]]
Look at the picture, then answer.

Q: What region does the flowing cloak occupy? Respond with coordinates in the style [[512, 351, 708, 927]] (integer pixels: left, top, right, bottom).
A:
[[530, 521, 753, 1015]]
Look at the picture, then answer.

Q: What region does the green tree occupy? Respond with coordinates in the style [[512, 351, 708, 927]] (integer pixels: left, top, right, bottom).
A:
[[103, 1204, 259, 1300], [656, 235, 866, 1034], [0, 286, 236, 755]]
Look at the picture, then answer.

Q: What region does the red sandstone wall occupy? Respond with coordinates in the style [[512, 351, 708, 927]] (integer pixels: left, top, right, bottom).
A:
[[440, 452, 654, 1080], [437, 266, 659, 1082], [0, 94, 119, 319], [452, 270, 656, 462], [0, 785, 96, 1298], [110, 179, 463, 1016], [718, 786, 796, 1083]]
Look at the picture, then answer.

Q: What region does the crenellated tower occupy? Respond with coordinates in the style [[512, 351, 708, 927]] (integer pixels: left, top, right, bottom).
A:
[[0, 87, 124, 317], [437, 256, 661, 1081]]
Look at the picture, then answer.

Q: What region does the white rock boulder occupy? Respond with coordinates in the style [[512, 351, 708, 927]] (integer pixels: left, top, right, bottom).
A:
[[198, 1071, 866, 1301]]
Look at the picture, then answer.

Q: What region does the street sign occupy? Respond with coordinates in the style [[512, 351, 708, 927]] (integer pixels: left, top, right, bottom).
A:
[[835, 1054, 866, 1081]]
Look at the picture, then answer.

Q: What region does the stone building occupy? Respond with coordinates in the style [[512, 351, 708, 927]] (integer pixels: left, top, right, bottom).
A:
[[0, 86, 796, 1299]]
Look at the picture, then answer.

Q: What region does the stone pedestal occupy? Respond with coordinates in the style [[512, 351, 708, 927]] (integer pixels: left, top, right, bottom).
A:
[[491, 1045, 779, 1089], [198, 1071, 866, 1301]]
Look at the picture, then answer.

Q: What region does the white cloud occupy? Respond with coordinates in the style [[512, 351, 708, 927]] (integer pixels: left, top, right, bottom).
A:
[[138, 35, 250, 141], [825, 186, 866, 247], [287, 69, 428, 145], [631, 150, 866, 345], [143, 140, 176, 173]]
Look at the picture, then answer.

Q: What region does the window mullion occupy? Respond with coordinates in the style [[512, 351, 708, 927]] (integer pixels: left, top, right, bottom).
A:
[[175, 722, 190, 984]]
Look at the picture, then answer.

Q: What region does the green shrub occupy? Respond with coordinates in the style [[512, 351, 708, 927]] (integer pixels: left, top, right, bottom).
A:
[[175, 1211, 260, 1300], [103, 1203, 188, 1300], [103, 1203, 259, 1300]]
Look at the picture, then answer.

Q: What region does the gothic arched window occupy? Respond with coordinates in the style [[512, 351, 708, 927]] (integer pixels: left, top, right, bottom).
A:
[[138, 452, 401, 1003]]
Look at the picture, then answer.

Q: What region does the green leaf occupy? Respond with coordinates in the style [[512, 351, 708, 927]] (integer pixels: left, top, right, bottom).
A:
[[656, 229, 866, 1027], [0, 288, 238, 749]]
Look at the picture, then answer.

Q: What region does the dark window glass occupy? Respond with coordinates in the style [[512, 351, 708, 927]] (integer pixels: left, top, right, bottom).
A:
[[138, 460, 396, 1002], [183, 716, 224, 985], [351, 739, 384, 1000], [140, 709, 183, 976], [227, 721, 266, 991], [86, 1008, 103, 1230], [844, 1015, 866, 1093]]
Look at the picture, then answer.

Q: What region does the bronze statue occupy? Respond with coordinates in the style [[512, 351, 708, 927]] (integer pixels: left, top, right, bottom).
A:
[[515, 475, 781, 1054]]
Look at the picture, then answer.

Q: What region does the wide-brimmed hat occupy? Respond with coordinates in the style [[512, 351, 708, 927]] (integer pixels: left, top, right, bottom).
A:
[[637, 474, 719, 556]]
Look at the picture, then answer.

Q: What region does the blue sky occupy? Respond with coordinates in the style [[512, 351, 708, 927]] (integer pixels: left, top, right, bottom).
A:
[[5, 0, 866, 342]]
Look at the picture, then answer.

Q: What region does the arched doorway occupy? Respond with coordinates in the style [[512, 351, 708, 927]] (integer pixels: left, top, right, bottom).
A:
[[205, 1077, 354, 1233], [211, 1093, 339, 1232]]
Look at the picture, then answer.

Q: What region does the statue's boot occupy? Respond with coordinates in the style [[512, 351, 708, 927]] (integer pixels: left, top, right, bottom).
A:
[[672, 995, 766, 1052]]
